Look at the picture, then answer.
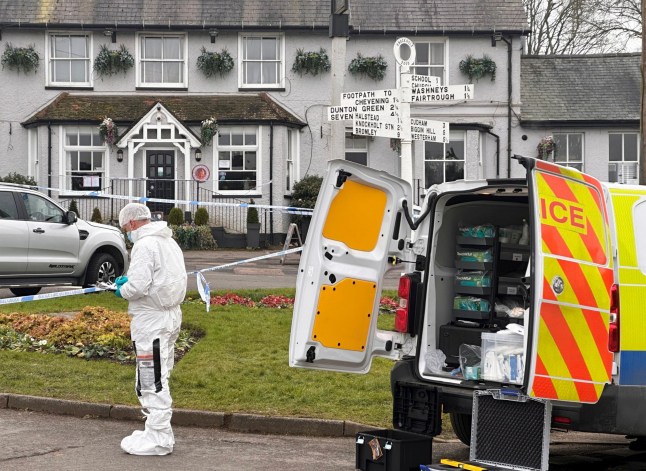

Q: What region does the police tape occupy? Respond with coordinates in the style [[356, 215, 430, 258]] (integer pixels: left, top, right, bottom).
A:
[[193, 246, 303, 312], [0, 286, 105, 305], [0, 246, 303, 306], [22, 184, 314, 216], [187, 246, 304, 275]]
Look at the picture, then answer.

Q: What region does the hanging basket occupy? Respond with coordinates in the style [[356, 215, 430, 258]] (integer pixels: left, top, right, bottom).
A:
[[458, 55, 496, 82], [196, 47, 234, 78], [1, 43, 40, 74], [348, 53, 388, 81]]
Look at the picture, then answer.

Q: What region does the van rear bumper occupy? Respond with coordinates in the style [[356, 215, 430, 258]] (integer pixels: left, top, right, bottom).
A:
[[391, 359, 646, 437]]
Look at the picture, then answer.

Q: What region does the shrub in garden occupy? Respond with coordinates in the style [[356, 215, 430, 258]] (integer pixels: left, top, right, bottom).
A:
[[0, 172, 36, 185], [68, 199, 80, 216], [167, 207, 184, 226], [171, 225, 217, 250], [91, 207, 103, 223], [194, 207, 209, 226], [290, 175, 322, 225], [247, 199, 259, 224]]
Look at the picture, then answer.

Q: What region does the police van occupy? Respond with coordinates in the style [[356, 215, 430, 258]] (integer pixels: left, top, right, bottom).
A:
[[289, 157, 646, 470]]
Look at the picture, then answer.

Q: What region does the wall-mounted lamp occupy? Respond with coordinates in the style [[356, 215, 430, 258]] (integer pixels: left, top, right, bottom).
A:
[[209, 29, 218, 44], [104, 29, 117, 43], [491, 32, 503, 47], [195, 148, 202, 162], [116, 149, 124, 162]]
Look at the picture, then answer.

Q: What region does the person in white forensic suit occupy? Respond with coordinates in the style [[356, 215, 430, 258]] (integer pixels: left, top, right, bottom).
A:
[[115, 203, 187, 456]]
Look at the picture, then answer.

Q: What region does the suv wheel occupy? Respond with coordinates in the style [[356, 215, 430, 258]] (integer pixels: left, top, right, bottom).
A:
[[84, 253, 119, 286], [450, 412, 472, 446], [10, 287, 42, 296]]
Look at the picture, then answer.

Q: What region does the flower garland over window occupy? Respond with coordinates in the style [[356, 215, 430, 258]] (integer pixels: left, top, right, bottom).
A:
[[201, 117, 218, 146], [98, 117, 118, 146]]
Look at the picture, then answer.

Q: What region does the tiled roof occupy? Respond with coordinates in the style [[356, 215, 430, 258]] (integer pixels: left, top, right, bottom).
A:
[[0, 0, 529, 33], [520, 53, 641, 124], [21, 93, 306, 127]]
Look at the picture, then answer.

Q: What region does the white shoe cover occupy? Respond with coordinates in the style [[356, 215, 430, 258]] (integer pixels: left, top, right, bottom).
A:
[[121, 429, 173, 456]]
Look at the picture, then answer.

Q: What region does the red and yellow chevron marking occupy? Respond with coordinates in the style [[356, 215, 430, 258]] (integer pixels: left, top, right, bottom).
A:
[[531, 303, 613, 402], [531, 161, 613, 403]]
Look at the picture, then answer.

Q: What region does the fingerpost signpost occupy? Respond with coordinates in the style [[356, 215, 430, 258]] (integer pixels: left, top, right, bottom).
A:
[[327, 37, 475, 189]]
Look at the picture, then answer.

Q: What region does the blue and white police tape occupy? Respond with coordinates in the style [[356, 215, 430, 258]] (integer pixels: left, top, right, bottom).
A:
[[19, 184, 314, 216], [0, 246, 303, 307], [0, 286, 106, 305], [192, 246, 303, 312], [187, 246, 304, 275]]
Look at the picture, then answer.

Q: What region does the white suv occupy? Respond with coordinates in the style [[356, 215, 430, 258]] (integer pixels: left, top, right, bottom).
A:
[[0, 183, 128, 296]]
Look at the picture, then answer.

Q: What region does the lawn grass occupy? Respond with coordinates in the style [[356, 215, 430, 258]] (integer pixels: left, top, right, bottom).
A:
[[0, 288, 453, 434]]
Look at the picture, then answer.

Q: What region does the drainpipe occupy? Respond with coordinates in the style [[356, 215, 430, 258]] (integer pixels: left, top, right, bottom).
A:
[[269, 122, 274, 245], [485, 128, 501, 178], [491, 34, 513, 178], [506, 37, 512, 178], [47, 121, 52, 197]]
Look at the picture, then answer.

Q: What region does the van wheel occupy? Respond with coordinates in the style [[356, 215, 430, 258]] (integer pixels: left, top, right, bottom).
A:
[[84, 253, 119, 286], [10, 287, 42, 296], [450, 412, 472, 446]]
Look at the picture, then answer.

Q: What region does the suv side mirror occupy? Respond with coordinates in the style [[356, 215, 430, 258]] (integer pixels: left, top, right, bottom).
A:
[[65, 211, 77, 225]]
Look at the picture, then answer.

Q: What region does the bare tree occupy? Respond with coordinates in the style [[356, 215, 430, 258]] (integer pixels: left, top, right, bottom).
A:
[[524, 0, 642, 54]]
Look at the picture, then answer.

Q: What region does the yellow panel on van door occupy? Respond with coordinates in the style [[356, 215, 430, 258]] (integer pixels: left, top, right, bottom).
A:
[[618, 285, 646, 350], [322, 180, 387, 252], [312, 278, 377, 352]]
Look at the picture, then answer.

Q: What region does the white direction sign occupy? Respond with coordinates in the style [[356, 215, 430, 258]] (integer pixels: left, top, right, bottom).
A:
[[409, 84, 474, 103], [410, 74, 441, 87], [353, 112, 406, 139], [409, 118, 449, 143], [340, 89, 401, 113], [328, 105, 357, 121]]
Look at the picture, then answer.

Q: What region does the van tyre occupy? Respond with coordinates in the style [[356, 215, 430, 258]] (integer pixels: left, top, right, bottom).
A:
[[450, 412, 472, 446], [10, 287, 42, 296], [85, 253, 119, 287]]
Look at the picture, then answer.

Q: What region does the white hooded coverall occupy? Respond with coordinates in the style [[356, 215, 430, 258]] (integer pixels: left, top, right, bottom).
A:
[[119, 221, 187, 455]]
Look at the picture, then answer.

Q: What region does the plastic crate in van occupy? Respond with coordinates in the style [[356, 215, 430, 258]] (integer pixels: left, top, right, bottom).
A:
[[481, 332, 524, 384]]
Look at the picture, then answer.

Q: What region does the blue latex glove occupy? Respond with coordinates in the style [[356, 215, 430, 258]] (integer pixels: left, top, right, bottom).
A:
[[115, 286, 123, 298], [115, 276, 128, 287]]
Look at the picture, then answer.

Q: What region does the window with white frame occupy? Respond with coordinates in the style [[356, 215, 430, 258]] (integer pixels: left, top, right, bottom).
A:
[[286, 129, 296, 193], [424, 131, 465, 187], [608, 132, 639, 184], [553, 133, 584, 171], [64, 127, 105, 192], [345, 130, 368, 166], [138, 34, 186, 87], [48, 33, 91, 86], [239, 33, 284, 88], [411, 40, 446, 84], [216, 127, 259, 192]]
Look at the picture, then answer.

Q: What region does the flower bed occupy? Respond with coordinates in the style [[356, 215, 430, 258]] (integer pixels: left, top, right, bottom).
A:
[[0, 306, 199, 363]]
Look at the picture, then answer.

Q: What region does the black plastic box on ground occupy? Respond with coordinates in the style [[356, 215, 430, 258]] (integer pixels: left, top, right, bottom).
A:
[[356, 429, 432, 471]]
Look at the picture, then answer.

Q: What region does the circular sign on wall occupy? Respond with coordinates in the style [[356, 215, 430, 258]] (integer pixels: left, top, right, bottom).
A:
[[192, 164, 210, 182]]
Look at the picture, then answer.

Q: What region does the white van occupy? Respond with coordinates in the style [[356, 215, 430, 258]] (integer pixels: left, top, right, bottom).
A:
[[289, 157, 646, 470]]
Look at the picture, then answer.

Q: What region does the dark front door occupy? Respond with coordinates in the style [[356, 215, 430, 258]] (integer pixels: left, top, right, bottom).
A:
[[146, 151, 175, 215]]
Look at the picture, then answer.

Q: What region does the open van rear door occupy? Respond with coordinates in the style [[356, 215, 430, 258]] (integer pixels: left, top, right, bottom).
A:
[[526, 158, 614, 403], [289, 160, 413, 373]]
